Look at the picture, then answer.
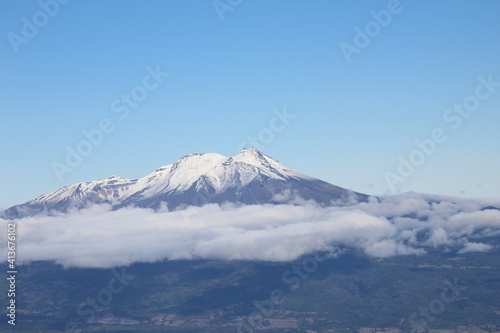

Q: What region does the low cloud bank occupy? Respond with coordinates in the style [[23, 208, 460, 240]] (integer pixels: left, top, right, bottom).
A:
[[1, 193, 499, 268]]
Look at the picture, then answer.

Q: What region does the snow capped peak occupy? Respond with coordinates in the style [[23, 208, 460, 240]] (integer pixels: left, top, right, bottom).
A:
[[237, 147, 266, 156], [3, 148, 364, 219], [234, 148, 282, 170], [167, 152, 227, 189], [40, 149, 309, 204], [114, 149, 307, 200], [177, 152, 227, 164], [239, 147, 263, 154], [234, 148, 310, 180], [105, 175, 128, 182], [235, 147, 269, 161]]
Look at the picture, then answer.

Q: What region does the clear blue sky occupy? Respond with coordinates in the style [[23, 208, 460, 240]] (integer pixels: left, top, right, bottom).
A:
[[1, 0, 500, 209]]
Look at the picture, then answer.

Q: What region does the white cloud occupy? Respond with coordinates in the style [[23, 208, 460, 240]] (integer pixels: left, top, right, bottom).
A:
[[458, 242, 493, 254], [0, 193, 498, 268]]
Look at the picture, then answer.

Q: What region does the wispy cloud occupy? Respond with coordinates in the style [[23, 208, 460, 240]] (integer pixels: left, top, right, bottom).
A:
[[1, 193, 499, 268]]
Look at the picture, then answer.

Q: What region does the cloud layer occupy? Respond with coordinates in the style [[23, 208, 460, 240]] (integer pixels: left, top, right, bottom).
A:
[[1, 193, 499, 268]]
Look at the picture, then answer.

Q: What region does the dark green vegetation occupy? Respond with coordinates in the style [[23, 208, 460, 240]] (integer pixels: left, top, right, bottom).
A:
[[1, 248, 500, 333]]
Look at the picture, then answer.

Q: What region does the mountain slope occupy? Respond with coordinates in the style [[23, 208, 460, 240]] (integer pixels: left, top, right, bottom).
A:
[[2, 148, 367, 218]]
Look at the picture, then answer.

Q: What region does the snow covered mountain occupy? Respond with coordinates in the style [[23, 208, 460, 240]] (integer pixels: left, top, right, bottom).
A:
[[2, 148, 367, 218]]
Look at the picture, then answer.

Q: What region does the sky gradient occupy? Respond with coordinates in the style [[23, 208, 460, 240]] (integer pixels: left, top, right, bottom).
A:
[[1, 0, 500, 209]]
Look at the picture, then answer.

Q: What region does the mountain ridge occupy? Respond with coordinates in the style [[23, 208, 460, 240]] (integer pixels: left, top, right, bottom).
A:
[[2, 148, 368, 219]]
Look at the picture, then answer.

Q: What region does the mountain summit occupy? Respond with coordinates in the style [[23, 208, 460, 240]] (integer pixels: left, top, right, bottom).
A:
[[2, 148, 367, 218]]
